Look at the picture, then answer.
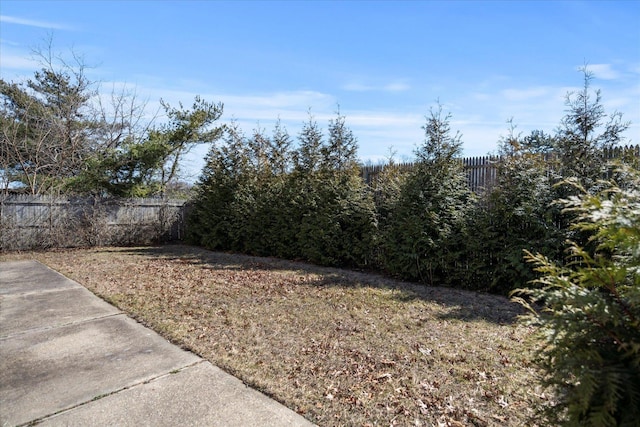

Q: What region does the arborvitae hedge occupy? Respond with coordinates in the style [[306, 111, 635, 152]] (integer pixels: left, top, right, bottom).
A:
[[187, 113, 378, 269], [188, 72, 635, 296], [465, 130, 564, 294], [380, 106, 474, 286], [185, 77, 637, 427]]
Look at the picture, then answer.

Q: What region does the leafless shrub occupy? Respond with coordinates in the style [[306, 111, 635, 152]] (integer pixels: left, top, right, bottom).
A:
[[0, 195, 186, 251]]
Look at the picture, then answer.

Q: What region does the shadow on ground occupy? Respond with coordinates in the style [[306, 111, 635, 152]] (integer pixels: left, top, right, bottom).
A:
[[112, 244, 525, 325]]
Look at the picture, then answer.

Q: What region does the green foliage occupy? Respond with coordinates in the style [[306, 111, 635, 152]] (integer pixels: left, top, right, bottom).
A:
[[513, 166, 640, 426], [468, 127, 563, 293], [468, 66, 633, 293], [321, 108, 359, 172], [293, 169, 377, 267], [555, 67, 630, 194], [187, 113, 377, 268], [1, 60, 93, 194], [187, 121, 249, 250], [164, 67, 637, 300], [293, 112, 377, 267], [294, 112, 324, 173], [381, 105, 474, 286], [152, 97, 224, 192], [368, 159, 409, 266], [1, 45, 222, 198], [65, 96, 223, 197], [66, 138, 167, 197], [521, 129, 556, 155]]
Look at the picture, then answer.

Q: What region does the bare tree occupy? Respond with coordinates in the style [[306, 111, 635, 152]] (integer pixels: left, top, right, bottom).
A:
[[1, 40, 94, 194]]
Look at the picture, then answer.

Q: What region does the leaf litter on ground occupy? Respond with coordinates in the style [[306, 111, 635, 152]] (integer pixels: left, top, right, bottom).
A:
[[1, 245, 546, 426]]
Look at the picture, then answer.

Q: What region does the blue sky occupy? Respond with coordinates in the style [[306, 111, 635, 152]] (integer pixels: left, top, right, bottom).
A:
[[1, 1, 639, 181]]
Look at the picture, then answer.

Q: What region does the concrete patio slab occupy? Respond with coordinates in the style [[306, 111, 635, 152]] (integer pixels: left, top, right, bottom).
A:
[[0, 259, 315, 427], [0, 260, 79, 296], [0, 286, 121, 337], [0, 314, 201, 426], [40, 362, 315, 427]]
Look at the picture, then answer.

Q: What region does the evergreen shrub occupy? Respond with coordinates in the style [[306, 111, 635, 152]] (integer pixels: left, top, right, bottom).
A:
[[512, 165, 640, 426]]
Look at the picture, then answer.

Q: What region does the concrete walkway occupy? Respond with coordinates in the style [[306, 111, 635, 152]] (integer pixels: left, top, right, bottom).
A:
[[0, 260, 315, 427]]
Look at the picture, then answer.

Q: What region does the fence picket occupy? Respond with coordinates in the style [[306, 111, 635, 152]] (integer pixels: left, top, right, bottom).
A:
[[0, 196, 188, 250], [361, 145, 639, 192]]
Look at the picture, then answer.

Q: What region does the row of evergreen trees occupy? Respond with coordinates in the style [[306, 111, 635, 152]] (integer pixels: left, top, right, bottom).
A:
[[187, 70, 634, 295], [188, 112, 378, 267]]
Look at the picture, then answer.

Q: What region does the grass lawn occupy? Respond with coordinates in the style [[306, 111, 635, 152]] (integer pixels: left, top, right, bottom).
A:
[[1, 245, 546, 426]]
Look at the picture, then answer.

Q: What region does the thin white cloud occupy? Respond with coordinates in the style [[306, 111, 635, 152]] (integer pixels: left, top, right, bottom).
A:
[[0, 53, 40, 72], [586, 63, 620, 80], [0, 15, 71, 30], [224, 90, 334, 109], [343, 112, 421, 128], [102, 82, 339, 132], [342, 82, 373, 92], [131, 84, 334, 111], [501, 87, 551, 101], [603, 94, 637, 111], [93, 71, 640, 182], [471, 92, 491, 102], [342, 80, 410, 92], [384, 82, 411, 92], [0, 38, 21, 47], [464, 77, 640, 150], [130, 83, 425, 173]]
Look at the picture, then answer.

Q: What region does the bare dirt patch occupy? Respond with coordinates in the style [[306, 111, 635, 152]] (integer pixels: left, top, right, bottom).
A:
[[1, 245, 544, 426]]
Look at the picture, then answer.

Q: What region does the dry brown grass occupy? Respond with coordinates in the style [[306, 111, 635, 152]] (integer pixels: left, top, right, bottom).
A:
[[1, 245, 545, 426]]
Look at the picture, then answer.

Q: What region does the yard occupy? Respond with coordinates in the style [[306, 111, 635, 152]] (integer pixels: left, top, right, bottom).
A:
[[1, 245, 546, 426]]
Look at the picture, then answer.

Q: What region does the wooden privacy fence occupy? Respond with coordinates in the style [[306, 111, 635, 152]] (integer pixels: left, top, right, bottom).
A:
[[361, 145, 640, 193], [0, 195, 188, 251], [361, 156, 501, 193]]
